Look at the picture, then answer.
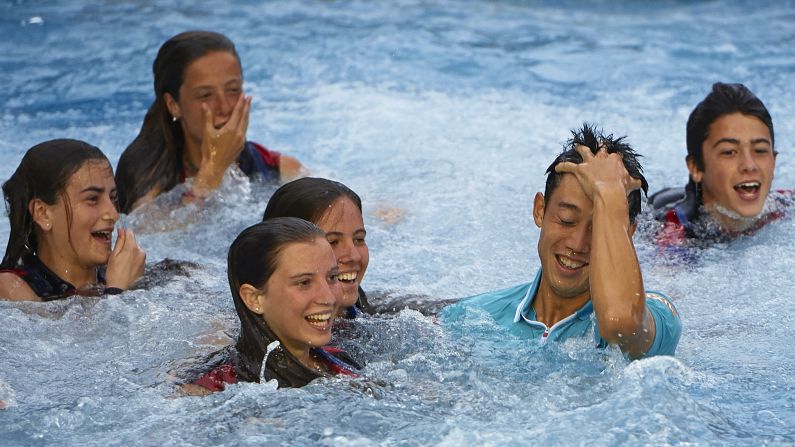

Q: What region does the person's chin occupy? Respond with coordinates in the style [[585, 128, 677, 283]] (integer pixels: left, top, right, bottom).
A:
[[731, 200, 766, 219], [340, 282, 359, 301], [340, 295, 359, 309]]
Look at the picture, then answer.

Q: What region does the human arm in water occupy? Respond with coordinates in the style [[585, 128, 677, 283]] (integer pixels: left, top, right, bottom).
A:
[[0, 272, 40, 301], [131, 94, 305, 211], [555, 144, 653, 358]]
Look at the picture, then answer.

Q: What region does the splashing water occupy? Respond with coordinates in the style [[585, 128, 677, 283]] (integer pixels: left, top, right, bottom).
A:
[[1, 0, 794, 445]]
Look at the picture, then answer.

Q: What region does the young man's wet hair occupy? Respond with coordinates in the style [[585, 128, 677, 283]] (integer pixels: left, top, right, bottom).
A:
[[544, 124, 649, 224]]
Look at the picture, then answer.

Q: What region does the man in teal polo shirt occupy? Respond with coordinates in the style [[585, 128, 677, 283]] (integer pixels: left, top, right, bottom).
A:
[[443, 124, 681, 358]]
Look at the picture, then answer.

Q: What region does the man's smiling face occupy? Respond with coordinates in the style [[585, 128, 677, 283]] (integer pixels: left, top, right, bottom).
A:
[[534, 174, 593, 300]]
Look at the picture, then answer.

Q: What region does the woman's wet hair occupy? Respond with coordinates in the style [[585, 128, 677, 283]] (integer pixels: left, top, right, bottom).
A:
[[2, 139, 109, 268], [544, 123, 648, 224], [686, 82, 775, 172], [115, 31, 241, 213], [262, 177, 362, 223], [227, 217, 326, 384]]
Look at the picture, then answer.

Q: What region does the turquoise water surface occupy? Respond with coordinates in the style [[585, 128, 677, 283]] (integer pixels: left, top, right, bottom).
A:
[[1, 1, 794, 445]]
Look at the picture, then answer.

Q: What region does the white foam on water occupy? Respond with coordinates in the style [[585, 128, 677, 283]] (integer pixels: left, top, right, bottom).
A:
[[1, 0, 794, 445]]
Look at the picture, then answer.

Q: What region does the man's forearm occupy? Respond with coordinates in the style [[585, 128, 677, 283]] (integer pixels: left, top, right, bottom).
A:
[[590, 186, 652, 357]]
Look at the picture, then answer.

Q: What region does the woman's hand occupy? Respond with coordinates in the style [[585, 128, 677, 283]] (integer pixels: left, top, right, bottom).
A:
[[105, 228, 146, 290], [193, 94, 252, 196]]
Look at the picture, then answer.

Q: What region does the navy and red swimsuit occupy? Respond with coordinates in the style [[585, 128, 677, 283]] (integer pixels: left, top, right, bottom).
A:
[[193, 346, 359, 392], [649, 186, 794, 247], [0, 252, 107, 300]]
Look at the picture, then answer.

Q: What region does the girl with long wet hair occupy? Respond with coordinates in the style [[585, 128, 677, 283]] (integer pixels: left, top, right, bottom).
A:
[[0, 139, 145, 301], [115, 30, 302, 213], [262, 177, 370, 317], [189, 218, 359, 392]]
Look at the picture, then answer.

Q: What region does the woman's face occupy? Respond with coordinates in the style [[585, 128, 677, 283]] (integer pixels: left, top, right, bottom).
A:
[[165, 51, 243, 155], [44, 160, 119, 269], [259, 237, 342, 358], [316, 197, 369, 308]]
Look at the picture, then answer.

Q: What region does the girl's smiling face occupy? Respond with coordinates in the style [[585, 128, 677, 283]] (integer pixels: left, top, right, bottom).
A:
[[258, 237, 341, 360], [316, 197, 369, 308], [39, 160, 119, 273]]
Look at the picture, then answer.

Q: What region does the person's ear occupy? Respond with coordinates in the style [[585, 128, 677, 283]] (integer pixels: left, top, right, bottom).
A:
[[28, 198, 53, 232], [164, 93, 182, 121], [686, 156, 703, 183], [532, 192, 546, 228], [239, 283, 266, 315]]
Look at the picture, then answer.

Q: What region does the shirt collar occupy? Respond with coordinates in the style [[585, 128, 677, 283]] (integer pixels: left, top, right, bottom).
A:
[[513, 268, 594, 324]]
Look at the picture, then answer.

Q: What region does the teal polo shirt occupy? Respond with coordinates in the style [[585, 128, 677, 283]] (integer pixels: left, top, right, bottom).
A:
[[441, 269, 681, 357]]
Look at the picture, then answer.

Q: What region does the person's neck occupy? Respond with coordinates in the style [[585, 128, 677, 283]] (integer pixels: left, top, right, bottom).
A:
[[533, 278, 590, 328], [704, 201, 761, 233], [36, 242, 98, 289], [284, 343, 323, 373]]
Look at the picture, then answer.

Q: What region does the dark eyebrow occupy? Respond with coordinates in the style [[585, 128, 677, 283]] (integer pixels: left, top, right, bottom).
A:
[[711, 138, 740, 148], [711, 137, 771, 148], [557, 201, 581, 212], [289, 272, 316, 280], [80, 186, 105, 194], [192, 78, 242, 91], [326, 228, 367, 237]]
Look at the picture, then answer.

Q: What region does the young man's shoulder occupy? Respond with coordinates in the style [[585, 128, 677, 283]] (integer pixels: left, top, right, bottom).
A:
[[641, 290, 682, 357]]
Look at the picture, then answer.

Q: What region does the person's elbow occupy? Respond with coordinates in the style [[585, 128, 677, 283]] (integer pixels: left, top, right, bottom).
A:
[[597, 306, 646, 345]]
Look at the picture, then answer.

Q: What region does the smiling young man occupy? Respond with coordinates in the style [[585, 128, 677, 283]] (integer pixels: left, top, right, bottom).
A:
[[650, 83, 789, 243], [442, 125, 681, 359]]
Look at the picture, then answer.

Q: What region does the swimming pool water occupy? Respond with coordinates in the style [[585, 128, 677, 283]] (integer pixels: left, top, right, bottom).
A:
[[1, 1, 794, 445]]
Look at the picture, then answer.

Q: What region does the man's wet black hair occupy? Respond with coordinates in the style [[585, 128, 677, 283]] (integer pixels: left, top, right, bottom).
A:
[[544, 124, 648, 224], [686, 82, 775, 171]]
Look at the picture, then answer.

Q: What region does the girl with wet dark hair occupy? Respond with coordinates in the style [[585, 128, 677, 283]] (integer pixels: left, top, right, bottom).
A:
[[262, 177, 370, 317], [261, 177, 455, 318], [189, 218, 359, 392], [115, 30, 302, 213], [0, 139, 146, 301]]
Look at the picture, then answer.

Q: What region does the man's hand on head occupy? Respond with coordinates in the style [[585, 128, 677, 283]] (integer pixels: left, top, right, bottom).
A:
[[554, 144, 643, 202]]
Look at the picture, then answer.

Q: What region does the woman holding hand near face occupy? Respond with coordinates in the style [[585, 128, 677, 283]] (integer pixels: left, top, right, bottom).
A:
[[115, 31, 302, 213], [0, 139, 145, 301]]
